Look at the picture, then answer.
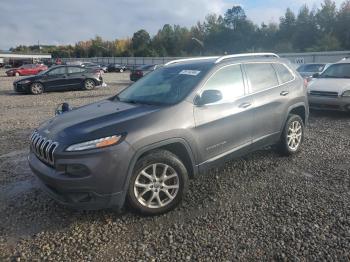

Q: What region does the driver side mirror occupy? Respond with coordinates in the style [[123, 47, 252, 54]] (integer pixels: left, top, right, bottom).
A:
[[55, 102, 71, 115], [312, 73, 320, 78], [195, 90, 223, 106]]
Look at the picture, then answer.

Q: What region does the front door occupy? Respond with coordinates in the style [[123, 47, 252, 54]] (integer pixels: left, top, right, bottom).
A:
[[193, 64, 254, 164], [43, 66, 68, 90]]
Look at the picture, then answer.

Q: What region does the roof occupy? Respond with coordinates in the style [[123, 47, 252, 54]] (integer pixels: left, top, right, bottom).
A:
[[165, 53, 280, 67]]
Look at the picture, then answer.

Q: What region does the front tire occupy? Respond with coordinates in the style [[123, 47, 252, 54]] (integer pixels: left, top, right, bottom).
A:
[[127, 150, 188, 215], [277, 114, 304, 156], [30, 82, 44, 95], [83, 79, 96, 90]]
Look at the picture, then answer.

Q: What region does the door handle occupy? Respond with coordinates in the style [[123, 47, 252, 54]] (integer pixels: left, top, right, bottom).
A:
[[280, 91, 289, 96], [239, 102, 252, 108]]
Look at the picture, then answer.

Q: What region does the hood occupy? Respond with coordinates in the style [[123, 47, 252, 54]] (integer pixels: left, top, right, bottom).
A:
[[14, 75, 38, 83], [308, 78, 350, 94], [37, 99, 161, 144]]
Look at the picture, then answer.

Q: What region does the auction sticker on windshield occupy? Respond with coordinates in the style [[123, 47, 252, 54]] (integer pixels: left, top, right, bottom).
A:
[[179, 70, 201, 76]]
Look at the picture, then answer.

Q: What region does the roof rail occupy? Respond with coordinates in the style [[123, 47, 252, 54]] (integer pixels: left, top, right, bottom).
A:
[[215, 53, 280, 64], [164, 56, 219, 66]]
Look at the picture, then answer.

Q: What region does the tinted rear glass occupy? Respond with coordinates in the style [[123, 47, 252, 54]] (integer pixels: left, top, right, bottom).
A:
[[245, 63, 279, 93], [274, 63, 294, 84]]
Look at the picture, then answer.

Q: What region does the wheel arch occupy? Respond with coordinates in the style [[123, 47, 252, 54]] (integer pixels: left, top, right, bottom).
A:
[[286, 102, 308, 125], [117, 138, 197, 209], [132, 138, 197, 179]]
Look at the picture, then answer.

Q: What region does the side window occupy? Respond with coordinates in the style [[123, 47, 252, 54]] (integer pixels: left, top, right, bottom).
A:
[[245, 63, 279, 93], [48, 67, 66, 75], [202, 64, 245, 103], [274, 63, 294, 84], [68, 67, 85, 74]]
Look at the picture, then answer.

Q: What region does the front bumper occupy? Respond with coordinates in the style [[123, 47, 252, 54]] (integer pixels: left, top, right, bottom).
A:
[[28, 141, 135, 210], [308, 95, 350, 111], [13, 82, 30, 93]]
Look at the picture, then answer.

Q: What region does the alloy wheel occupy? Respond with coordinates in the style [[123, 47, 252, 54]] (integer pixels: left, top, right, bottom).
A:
[[31, 83, 43, 94], [85, 80, 95, 90], [287, 120, 302, 151], [134, 163, 179, 209]]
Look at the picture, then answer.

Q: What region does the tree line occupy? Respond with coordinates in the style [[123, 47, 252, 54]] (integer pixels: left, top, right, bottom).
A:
[[10, 0, 350, 58]]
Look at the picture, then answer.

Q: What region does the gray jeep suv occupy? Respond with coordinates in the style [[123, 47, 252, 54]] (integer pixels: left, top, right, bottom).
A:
[[29, 53, 309, 215]]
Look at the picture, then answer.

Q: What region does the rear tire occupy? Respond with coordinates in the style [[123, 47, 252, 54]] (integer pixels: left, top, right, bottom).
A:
[[277, 114, 304, 156], [127, 150, 188, 215], [83, 79, 95, 90], [30, 82, 44, 95]]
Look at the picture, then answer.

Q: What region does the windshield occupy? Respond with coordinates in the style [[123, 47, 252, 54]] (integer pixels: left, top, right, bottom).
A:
[[297, 64, 325, 73], [116, 63, 212, 105], [319, 63, 350, 78], [138, 65, 155, 70]]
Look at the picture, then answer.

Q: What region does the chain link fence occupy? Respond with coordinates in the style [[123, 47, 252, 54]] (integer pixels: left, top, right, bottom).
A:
[[59, 51, 350, 67]]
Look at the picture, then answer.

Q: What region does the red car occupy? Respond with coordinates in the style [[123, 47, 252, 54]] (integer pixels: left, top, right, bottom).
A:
[[6, 64, 48, 77]]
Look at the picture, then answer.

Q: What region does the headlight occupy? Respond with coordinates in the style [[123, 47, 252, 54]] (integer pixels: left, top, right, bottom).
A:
[[66, 135, 122, 152], [18, 80, 31, 84], [342, 90, 350, 97]]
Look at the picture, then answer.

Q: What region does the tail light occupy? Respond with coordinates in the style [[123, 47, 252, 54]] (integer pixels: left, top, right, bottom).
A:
[[303, 78, 308, 89], [93, 69, 101, 77]]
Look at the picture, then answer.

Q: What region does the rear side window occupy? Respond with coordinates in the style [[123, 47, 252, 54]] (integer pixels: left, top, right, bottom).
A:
[[68, 67, 85, 74], [274, 63, 294, 84], [202, 64, 245, 103], [245, 63, 279, 93]]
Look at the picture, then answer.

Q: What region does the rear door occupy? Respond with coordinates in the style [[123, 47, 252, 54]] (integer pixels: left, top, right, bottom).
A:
[[193, 64, 254, 163], [243, 62, 293, 145], [66, 67, 86, 89]]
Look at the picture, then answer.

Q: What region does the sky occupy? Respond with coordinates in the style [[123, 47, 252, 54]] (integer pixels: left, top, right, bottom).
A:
[[0, 0, 345, 50]]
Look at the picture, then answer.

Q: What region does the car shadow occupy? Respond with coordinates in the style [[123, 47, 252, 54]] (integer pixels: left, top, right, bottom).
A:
[[309, 109, 349, 119]]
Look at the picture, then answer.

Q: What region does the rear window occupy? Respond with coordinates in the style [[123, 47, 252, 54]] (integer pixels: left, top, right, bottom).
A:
[[274, 63, 294, 84], [245, 63, 279, 93]]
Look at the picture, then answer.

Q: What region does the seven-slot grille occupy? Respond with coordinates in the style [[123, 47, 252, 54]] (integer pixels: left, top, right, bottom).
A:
[[309, 91, 339, 97], [30, 131, 59, 165]]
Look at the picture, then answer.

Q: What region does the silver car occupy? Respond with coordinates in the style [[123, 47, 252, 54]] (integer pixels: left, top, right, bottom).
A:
[[308, 61, 350, 111]]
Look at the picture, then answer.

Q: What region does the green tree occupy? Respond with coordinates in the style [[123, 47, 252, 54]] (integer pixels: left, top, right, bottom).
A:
[[335, 0, 350, 49]]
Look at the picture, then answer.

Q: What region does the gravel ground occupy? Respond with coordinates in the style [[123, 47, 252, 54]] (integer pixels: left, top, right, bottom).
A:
[[0, 69, 349, 261]]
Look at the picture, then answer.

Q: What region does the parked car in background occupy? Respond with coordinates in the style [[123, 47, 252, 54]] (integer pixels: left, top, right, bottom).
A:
[[297, 63, 329, 81], [28, 53, 308, 215], [13, 65, 103, 95], [308, 61, 350, 111], [98, 64, 108, 73], [107, 63, 127, 72], [81, 62, 108, 73], [130, 64, 161, 81], [6, 64, 48, 77]]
